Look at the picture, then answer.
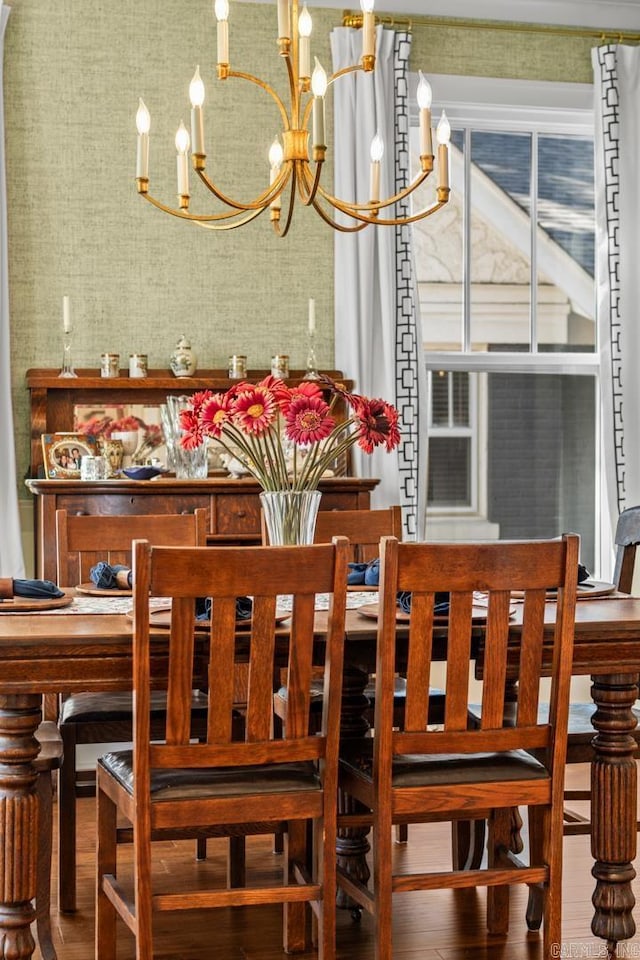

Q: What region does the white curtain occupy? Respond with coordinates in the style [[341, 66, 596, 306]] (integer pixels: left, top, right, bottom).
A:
[[331, 27, 428, 540], [593, 45, 640, 553], [0, 4, 24, 577]]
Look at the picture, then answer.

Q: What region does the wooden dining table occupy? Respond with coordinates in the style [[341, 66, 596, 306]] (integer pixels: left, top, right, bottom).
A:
[[0, 594, 639, 959]]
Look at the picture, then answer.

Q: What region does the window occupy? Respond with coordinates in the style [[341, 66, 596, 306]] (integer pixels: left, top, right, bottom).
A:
[[410, 76, 599, 570]]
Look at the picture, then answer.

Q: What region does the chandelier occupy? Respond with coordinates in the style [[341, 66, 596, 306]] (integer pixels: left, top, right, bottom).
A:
[[134, 0, 451, 238]]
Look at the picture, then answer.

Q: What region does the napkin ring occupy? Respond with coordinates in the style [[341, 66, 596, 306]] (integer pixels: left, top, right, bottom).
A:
[[0, 578, 13, 599]]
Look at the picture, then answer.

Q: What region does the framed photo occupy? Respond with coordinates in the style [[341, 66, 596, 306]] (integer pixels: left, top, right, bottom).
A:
[[41, 433, 98, 479]]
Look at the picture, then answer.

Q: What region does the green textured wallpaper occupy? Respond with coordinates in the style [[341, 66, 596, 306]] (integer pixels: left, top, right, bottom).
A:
[[5, 0, 594, 510]]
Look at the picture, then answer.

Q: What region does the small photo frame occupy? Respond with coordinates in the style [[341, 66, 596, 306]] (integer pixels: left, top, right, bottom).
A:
[[41, 433, 98, 479]]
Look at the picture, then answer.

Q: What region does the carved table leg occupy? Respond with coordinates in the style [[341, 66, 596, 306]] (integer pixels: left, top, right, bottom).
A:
[[589, 673, 638, 958], [336, 665, 371, 911], [0, 694, 42, 960]]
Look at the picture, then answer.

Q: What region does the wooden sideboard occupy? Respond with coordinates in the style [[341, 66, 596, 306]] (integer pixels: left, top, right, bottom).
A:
[[25, 368, 376, 579], [26, 477, 378, 580], [25, 367, 353, 479]]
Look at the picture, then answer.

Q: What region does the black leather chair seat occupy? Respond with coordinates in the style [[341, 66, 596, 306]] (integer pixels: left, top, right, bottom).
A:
[[61, 690, 209, 724], [99, 750, 320, 800], [341, 748, 548, 788]]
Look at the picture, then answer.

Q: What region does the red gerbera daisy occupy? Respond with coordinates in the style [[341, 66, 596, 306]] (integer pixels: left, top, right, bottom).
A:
[[179, 408, 204, 449], [258, 376, 292, 408], [355, 398, 401, 453], [285, 395, 335, 445], [231, 386, 277, 435], [200, 393, 231, 439], [189, 390, 213, 416]]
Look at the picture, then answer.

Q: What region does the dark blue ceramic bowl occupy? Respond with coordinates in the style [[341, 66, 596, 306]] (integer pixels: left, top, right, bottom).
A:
[[122, 466, 164, 480]]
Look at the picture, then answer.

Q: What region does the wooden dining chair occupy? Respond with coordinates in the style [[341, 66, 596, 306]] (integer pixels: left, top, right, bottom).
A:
[[55, 508, 209, 913], [95, 537, 349, 960], [337, 534, 579, 960]]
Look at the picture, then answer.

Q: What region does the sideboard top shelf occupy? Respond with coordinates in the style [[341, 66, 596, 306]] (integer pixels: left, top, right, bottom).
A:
[[26, 369, 348, 390]]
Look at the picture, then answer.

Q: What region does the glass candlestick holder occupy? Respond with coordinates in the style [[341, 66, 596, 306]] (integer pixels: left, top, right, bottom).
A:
[[58, 330, 78, 378], [305, 328, 319, 379]]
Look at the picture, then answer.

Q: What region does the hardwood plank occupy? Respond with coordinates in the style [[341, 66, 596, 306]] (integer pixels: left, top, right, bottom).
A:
[[35, 770, 640, 960]]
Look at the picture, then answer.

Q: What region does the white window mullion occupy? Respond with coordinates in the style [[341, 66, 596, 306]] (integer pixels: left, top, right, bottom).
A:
[[530, 130, 539, 352]]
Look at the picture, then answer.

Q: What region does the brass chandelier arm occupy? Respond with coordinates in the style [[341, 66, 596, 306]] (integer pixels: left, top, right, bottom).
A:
[[308, 168, 449, 226], [310, 193, 370, 232], [313, 166, 431, 216], [139, 182, 279, 224], [298, 159, 323, 206], [271, 166, 298, 238], [296, 165, 367, 231], [225, 68, 292, 133], [365, 196, 449, 226], [138, 190, 249, 222], [193, 206, 268, 230], [194, 163, 291, 211]]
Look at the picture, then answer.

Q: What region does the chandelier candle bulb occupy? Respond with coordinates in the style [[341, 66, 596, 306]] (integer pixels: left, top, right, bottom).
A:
[[175, 122, 190, 197], [135, 99, 150, 181], [311, 58, 327, 149], [269, 138, 283, 211], [62, 296, 71, 334], [214, 0, 229, 66], [189, 66, 205, 155], [277, 0, 290, 40], [417, 71, 433, 158], [298, 4, 312, 79], [369, 132, 383, 205], [437, 110, 451, 191]]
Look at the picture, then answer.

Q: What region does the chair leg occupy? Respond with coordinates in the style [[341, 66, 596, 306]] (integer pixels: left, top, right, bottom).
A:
[[284, 821, 307, 954], [95, 781, 118, 960], [35, 771, 57, 960], [372, 811, 393, 960], [526, 805, 545, 931], [58, 723, 78, 913], [486, 808, 511, 936], [227, 837, 246, 887], [395, 823, 408, 843], [542, 804, 563, 958]]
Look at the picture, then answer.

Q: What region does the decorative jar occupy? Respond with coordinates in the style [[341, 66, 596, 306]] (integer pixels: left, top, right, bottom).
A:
[[169, 335, 197, 378]]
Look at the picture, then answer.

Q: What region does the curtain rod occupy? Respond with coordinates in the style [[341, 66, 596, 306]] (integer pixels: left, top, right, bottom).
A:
[[341, 10, 640, 44]]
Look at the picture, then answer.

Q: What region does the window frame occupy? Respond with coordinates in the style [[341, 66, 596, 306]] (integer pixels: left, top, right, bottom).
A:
[[409, 73, 602, 564]]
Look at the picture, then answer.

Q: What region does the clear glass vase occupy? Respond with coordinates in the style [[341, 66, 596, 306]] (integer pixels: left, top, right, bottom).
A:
[[260, 490, 322, 545], [160, 395, 208, 479]]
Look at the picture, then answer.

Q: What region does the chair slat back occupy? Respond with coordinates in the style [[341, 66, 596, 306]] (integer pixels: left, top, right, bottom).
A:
[[55, 509, 207, 586], [375, 536, 579, 769], [613, 505, 640, 594], [313, 506, 402, 562], [132, 540, 349, 782]]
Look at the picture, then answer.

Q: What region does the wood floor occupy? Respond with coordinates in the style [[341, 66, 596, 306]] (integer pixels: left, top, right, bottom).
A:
[[35, 766, 640, 960]]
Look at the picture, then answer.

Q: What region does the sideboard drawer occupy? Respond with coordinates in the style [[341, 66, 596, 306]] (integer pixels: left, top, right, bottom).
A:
[[213, 495, 261, 535], [54, 493, 212, 524]]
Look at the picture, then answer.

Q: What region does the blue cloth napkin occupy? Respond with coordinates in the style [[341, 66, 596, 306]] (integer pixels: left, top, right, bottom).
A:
[[13, 578, 65, 599], [195, 596, 253, 622], [347, 558, 380, 586], [90, 562, 132, 590], [397, 591, 450, 616]]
